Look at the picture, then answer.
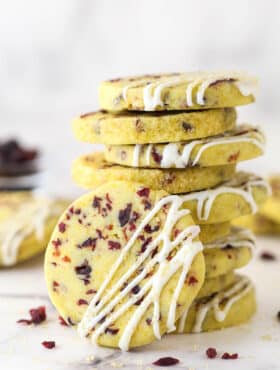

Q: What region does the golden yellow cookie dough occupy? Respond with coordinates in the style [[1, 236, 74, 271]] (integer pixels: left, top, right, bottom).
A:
[[45, 181, 205, 350], [72, 152, 236, 194], [197, 272, 236, 299], [233, 214, 280, 235], [176, 276, 256, 333], [98, 72, 257, 112], [72, 108, 236, 145], [181, 172, 269, 224], [105, 125, 264, 168], [0, 192, 69, 267], [199, 222, 230, 244]]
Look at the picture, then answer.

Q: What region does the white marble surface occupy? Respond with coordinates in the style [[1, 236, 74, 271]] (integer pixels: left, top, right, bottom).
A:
[[0, 236, 279, 370]]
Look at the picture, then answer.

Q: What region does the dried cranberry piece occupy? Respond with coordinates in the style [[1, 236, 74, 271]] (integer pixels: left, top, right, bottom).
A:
[[108, 240, 121, 250], [144, 224, 160, 234], [105, 327, 119, 335], [75, 259, 92, 276], [58, 222, 66, 233], [260, 251, 276, 261], [182, 122, 193, 132], [206, 347, 217, 359], [140, 237, 152, 253], [42, 341, 55, 349], [92, 196, 102, 209], [78, 237, 97, 250], [221, 352, 238, 360], [29, 306, 46, 324], [77, 299, 88, 306], [86, 289, 97, 295], [52, 238, 61, 247], [137, 187, 150, 197], [17, 306, 46, 325], [188, 275, 198, 285], [151, 148, 162, 164], [153, 357, 180, 366], [118, 203, 132, 227], [146, 318, 152, 325], [131, 285, 141, 294]]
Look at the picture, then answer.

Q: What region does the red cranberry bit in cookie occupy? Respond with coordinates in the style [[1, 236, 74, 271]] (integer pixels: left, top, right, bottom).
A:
[[206, 347, 217, 359], [221, 352, 238, 360], [58, 222, 66, 233], [78, 237, 97, 250], [118, 203, 132, 227], [182, 122, 193, 132], [17, 306, 46, 325], [77, 299, 88, 306], [105, 327, 119, 335], [108, 240, 121, 250], [151, 148, 162, 164], [86, 288, 97, 295], [62, 255, 71, 263], [137, 187, 150, 197], [42, 341, 55, 349], [187, 275, 198, 285], [52, 238, 62, 248], [153, 357, 180, 366], [260, 251, 277, 261]]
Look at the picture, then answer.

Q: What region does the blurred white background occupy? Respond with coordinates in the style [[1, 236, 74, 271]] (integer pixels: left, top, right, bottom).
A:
[[0, 0, 279, 196]]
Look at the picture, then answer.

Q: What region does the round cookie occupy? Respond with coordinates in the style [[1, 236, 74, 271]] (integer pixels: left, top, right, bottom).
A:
[[199, 222, 230, 244], [233, 214, 280, 235], [72, 152, 236, 194], [45, 181, 205, 350], [203, 227, 255, 278], [176, 275, 256, 333], [105, 125, 264, 168], [98, 72, 257, 112], [181, 172, 270, 224], [259, 176, 280, 223], [0, 192, 69, 267], [72, 108, 236, 145], [197, 272, 237, 299]]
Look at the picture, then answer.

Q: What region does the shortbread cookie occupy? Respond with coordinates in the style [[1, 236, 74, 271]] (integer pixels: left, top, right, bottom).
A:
[[176, 276, 256, 333], [72, 108, 236, 145], [45, 181, 205, 350], [199, 222, 230, 244], [72, 152, 236, 194], [98, 72, 257, 112], [0, 192, 69, 266], [105, 125, 264, 168], [181, 172, 270, 224], [197, 272, 236, 299], [204, 227, 255, 278], [233, 214, 280, 235]]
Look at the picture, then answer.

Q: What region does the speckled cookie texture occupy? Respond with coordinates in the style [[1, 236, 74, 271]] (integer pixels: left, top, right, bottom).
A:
[[98, 72, 257, 112], [72, 108, 236, 145], [197, 272, 236, 299], [176, 275, 256, 333], [181, 172, 269, 224], [45, 181, 205, 350], [71, 152, 236, 194], [105, 125, 264, 168], [0, 192, 69, 267]]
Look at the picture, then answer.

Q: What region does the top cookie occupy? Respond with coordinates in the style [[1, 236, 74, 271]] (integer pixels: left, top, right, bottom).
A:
[[98, 71, 258, 112]]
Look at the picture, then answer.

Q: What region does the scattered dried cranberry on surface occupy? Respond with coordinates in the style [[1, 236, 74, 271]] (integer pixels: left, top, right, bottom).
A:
[[260, 251, 276, 261], [137, 187, 150, 197], [118, 203, 132, 227], [277, 311, 280, 321], [58, 222, 66, 233], [42, 341, 55, 349], [153, 357, 180, 366], [206, 347, 217, 359], [108, 240, 121, 250], [221, 352, 238, 360], [17, 306, 46, 325]]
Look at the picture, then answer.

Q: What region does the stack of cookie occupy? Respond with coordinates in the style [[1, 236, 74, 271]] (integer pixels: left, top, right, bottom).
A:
[[45, 72, 269, 351]]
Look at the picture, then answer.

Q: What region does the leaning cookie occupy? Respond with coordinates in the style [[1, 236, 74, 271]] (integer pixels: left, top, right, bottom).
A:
[[98, 71, 257, 112], [197, 272, 237, 300], [72, 108, 236, 145], [181, 172, 270, 224], [105, 124, 264, 168], [176, 275, 256, 334], [0, 191, 69, 267], [45, 181, 205, 350], [72, 152, 235, 194], [199, 222, 230, 244]]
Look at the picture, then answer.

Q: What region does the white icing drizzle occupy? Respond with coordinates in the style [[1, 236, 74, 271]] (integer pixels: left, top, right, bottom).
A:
[[204, 226, 256, 251], [132, 144, 141, 167], [78, 194, 203, 351], [181, 173, 269, 221], [177, 276, 253, 333], [129, 126, 265, 169], [191, 276, 253, 333], [121, 72, 258, 111], [0, 195, 55, 266]]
